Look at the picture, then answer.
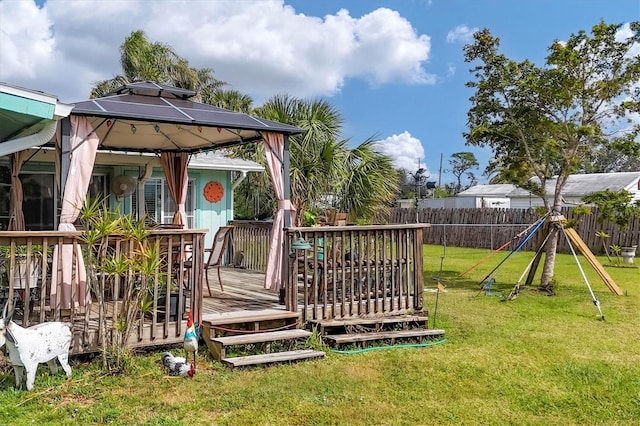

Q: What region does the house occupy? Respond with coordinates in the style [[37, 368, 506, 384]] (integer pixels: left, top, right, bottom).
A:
[[414, 184, 513, 209], [1, 82, 268, 248], [508, 172, 640, 209], [448, 184, 513, 209], [455, 172, 640, 209]]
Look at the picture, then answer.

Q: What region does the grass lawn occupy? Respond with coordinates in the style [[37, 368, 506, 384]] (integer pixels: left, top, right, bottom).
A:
[[1, 245, 639, 425]]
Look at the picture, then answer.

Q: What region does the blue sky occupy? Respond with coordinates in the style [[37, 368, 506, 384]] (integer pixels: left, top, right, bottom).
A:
[[1, 0, 638, 185]]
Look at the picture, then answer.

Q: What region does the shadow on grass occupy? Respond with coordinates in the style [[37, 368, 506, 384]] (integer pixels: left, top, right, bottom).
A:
[[422, 268, 534, 301], [424, 269, 483, 290]]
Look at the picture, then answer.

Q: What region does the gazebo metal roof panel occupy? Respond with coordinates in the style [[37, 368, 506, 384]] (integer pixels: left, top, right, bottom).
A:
[[68, 82, 302, 153]]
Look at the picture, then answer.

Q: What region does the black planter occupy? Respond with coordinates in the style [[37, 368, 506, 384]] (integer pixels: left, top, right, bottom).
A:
[[157, 293, 185, 322]]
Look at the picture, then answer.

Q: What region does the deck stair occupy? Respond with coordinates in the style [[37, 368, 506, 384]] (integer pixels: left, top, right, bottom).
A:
[[200, 310, 325, 367], [313, 315, 445, 347]]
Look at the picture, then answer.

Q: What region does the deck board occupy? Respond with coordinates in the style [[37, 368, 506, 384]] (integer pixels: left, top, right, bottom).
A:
[[202, 267, 279, 315]]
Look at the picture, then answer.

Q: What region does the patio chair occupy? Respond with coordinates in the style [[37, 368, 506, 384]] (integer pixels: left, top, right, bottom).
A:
[[204, 226, 234, 296]]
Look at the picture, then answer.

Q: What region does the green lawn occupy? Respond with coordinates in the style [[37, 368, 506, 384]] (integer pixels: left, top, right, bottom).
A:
[[1, 245, 639, 425]]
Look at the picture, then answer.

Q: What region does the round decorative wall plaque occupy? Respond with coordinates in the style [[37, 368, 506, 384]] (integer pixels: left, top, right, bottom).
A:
[[203, 180, 224, 203]]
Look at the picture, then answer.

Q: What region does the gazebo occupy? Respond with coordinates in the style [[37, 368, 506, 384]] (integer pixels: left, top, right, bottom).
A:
[[59, 81, 303, 295], [1, 81, 303, 351]]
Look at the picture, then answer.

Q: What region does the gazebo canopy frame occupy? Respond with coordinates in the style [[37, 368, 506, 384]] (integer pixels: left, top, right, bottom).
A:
[[56, 81, 302, 299]]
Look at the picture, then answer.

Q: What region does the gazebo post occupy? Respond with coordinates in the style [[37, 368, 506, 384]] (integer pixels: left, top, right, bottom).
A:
[[282, 135, 292, 229], [280, 135, 291, 306], [59, 116, 72, 205]]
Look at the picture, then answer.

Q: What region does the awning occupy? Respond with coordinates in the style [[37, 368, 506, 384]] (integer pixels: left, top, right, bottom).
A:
[[0, 82, 73, 156]]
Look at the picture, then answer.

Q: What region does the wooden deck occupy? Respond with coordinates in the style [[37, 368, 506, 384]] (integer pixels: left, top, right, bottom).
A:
[[2, 224, 428, 354], [202, 267, 285, 317]]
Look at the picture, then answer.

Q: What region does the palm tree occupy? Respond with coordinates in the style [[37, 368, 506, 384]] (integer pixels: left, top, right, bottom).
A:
[[203, 89, 254, 113], [91, 30, 225, 99], [251, 94, 398, 225], [254, 94, 345, 224], [336, 138, 399, 223]]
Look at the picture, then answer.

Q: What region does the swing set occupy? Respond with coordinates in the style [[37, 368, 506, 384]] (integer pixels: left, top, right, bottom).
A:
[[462, 211, 623, 320]]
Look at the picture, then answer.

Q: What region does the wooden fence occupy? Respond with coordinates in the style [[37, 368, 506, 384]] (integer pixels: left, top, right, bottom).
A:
[[229, 221, 272, 272], [388, 207, 640, 255]]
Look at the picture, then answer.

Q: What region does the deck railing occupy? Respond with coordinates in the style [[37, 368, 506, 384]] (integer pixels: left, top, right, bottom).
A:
[[229, 220, 272, 272], [284, 224, 429, 321], [0, 229, 205, 354]]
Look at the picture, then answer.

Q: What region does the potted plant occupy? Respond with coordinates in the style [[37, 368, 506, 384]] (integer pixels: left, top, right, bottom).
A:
[[78, 198, 164, 372], [155, 274, 185, 322], [620, 245, 638, 264]]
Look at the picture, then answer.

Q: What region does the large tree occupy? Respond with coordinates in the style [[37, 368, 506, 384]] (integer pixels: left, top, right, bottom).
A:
[[91, 30, 225, 99], [464, 21, 640, 290], [203, 89, 254, 114], [254, 94, 344, 224], [449, 152, 479, 194]]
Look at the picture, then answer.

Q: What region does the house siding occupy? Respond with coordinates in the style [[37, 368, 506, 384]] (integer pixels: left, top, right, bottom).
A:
[[624, 177, 640, 203]]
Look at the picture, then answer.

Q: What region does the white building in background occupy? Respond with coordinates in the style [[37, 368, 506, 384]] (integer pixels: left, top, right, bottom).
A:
[[507, 172, 640, 209], [414, 172, 640, 210], [454, 184, 514, 208]]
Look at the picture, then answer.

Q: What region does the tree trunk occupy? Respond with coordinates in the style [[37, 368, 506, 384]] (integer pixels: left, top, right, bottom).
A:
[[539, 177, 568, 292], [539, 228, 558, 292]]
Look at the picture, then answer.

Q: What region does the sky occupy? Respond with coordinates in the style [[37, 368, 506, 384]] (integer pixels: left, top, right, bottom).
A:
[[1, 0, 638, 185]]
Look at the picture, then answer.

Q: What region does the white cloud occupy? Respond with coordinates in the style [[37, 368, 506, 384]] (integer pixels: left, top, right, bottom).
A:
[[0, 1, 434, 102], [0, 0, 55, 79], [446, 24, 478, 44], [616, 22, 640, 59], [374, 131, 426, 172], [447, 63, 456, 77]]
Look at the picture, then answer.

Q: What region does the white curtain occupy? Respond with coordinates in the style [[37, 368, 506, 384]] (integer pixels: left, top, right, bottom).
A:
[[51, 116, 99, 309], [263, 132, 295, 291]]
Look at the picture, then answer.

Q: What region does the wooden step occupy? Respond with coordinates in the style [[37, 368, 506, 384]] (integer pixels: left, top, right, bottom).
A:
[[323, 328, 445, 345], [202, 309, 301, 326], [222, 349, 325, 368], [201, 309, 302, 343], [209, 329, 313, 360], [312, 315, 430, 334], [211, 329, 312, 346], [313, 315, 429, 328]]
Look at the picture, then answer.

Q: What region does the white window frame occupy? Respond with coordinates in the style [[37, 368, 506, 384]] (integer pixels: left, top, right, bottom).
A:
[[139, 177, 196, 228]]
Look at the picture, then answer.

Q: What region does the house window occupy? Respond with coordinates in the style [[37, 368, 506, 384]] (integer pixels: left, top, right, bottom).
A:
[[21, 173, 55, 231], [88, 175, 108, 202], [0, 165, 11, 230], [136, 178, 195, 228], [0, 170, 108, 231]]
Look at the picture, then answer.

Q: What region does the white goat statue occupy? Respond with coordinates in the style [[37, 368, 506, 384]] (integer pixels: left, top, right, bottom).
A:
[[0, 302, 73, 391]]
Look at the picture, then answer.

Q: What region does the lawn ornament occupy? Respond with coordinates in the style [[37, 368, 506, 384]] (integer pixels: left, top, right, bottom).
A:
[[0, 301, 73, 390], [161, 352, 195, 377], [183, 310, 198, 370]]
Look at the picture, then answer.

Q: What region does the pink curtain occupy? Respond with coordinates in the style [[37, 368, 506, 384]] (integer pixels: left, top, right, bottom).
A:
[[160, 152, 189, 227], [50, 116, 99, 309], [263, 132, 296, 291], [7, 150, 28, 231]]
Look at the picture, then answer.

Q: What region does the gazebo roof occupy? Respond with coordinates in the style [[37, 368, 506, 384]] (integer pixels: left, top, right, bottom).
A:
[[70, 81, 303, 153]]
